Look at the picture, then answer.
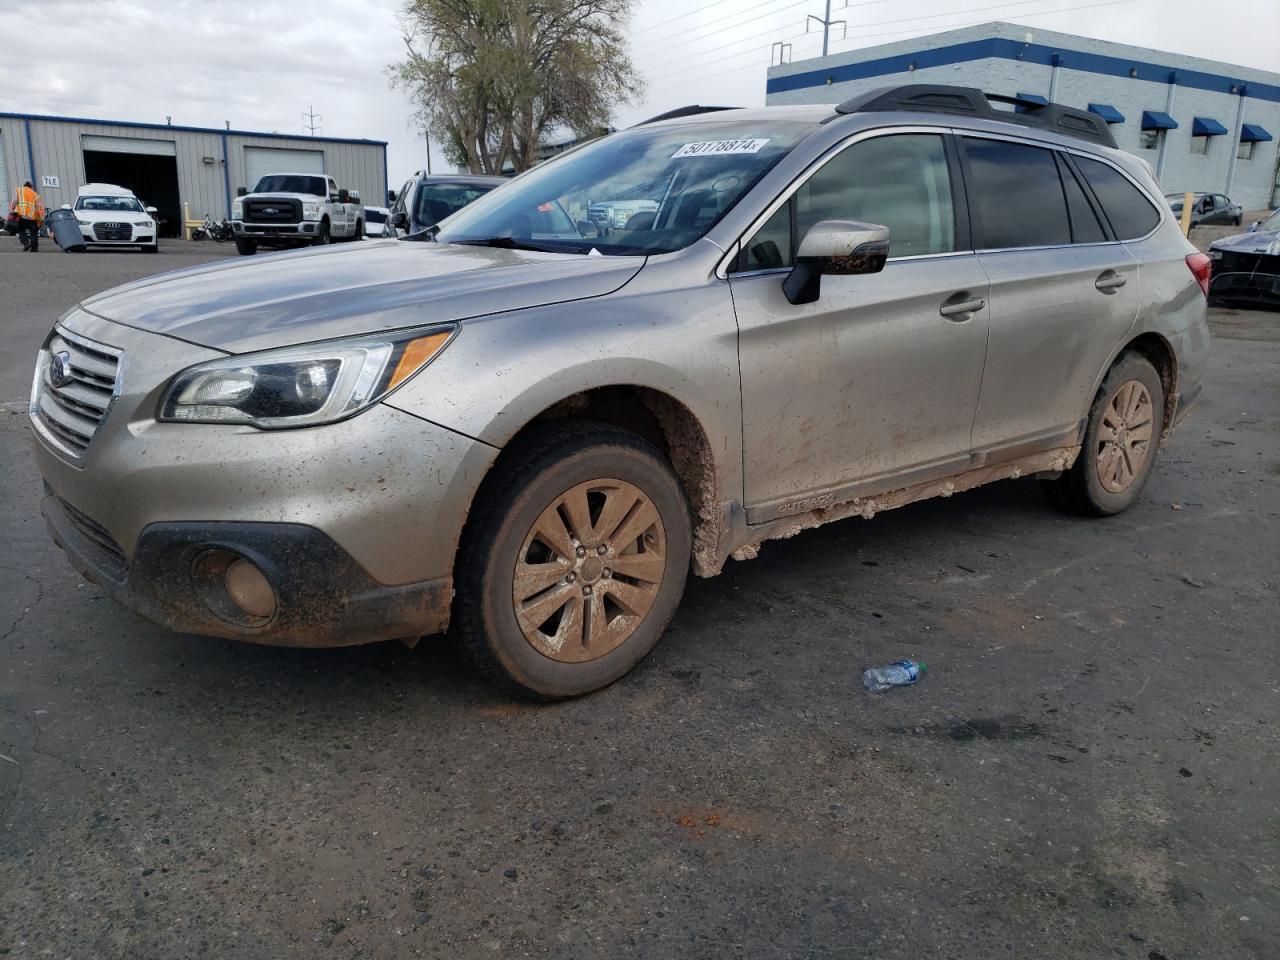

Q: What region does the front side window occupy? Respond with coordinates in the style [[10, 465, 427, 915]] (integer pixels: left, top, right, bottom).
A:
[[736, 133, 955, 271], [415, 183, 498, 228], [1075, 156, 1161, 240], [437, 119, 815, 255], [962, 137, 1070, 249]]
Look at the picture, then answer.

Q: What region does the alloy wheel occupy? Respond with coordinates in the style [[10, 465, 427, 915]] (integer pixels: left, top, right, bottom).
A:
[[511, 478, 667, 663], [1096, 379, 1154, 493]]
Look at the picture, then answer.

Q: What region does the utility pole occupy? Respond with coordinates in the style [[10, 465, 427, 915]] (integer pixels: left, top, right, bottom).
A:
[[807, 0, 846, 58], [302, 105, 323, 137]]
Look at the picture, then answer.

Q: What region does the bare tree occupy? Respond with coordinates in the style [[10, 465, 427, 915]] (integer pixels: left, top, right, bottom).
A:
[[390, 0, 641, 175]]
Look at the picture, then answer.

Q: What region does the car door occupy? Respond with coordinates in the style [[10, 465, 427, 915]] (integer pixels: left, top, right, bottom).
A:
[[962, 136, 1140, 457], [730, 131, 991, 523], [1199, 194, 1220, 225], [327, 177, 348, 233], [389, 179, 414, 236]]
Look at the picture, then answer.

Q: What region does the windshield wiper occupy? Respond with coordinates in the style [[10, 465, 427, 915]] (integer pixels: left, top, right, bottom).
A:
[[447, 236, 575, 254]]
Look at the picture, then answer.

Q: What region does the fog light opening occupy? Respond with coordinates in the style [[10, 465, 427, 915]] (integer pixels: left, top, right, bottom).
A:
[[224, 558, 277, 619]]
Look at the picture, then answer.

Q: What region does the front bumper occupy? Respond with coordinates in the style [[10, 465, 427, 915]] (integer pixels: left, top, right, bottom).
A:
[[233, 220, 317, 240], [43, 490, 452, 646], [31, 310, 499, 646], [1208, 269, 1280, 306]]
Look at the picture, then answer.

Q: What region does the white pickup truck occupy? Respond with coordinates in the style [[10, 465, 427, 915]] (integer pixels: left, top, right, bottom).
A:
[[231, 172, 364, 255]]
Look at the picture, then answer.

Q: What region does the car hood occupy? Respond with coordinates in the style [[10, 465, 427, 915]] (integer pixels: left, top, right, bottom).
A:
[[76, 211, 152, 224], [242, 192, 323, 202], [80, 240, 646, 353], [1210, 229, 1280, 257]]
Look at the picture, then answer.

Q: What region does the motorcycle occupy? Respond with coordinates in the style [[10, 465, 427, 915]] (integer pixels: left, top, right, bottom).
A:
[[191, 214, 233, 243]]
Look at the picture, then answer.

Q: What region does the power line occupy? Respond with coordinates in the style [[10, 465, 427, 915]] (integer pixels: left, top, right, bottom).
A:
[[644, 0, 1140, 92], [302, 105, 323, 136]]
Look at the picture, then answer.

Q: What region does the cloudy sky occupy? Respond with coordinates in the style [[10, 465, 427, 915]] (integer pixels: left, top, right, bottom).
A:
[[1, 0, 1276, 186]]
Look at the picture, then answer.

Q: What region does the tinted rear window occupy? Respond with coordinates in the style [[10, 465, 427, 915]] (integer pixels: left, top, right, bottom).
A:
[[1075, 157, 1161, 239], [962, 138, 1070, 249], [1058, 157, 1106, 243]]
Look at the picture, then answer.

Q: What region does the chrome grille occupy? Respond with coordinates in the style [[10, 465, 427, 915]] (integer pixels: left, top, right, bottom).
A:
[[31, 327, 122, 458]]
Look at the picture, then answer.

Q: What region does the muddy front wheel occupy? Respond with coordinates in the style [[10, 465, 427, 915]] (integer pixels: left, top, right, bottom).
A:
[[452, 421, 691, 699]]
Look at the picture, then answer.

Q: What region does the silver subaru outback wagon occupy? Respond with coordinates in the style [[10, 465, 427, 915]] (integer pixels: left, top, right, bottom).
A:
[[30, 86, 1210, 698]]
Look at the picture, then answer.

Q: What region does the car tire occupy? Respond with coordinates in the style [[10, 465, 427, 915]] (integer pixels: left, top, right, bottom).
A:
[[1042, 352, 1166, 517], [144, 243, 158, 254], [312, 219, 331, 246], [1232, 216, 1242, 226], [234, 238, 257, 256], [452, 420, 692, 700]]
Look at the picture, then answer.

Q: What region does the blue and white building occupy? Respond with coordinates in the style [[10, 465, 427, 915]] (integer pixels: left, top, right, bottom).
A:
[[766, 21, 1279, 210]]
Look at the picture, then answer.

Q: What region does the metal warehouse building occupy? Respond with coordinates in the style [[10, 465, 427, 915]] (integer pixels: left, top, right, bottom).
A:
[[767, 21, 1279, 211], [0, 112, 387, 237]]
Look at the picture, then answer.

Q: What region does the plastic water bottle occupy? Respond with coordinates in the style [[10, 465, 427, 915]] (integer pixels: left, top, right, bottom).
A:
[[863, 659, 927, 692]]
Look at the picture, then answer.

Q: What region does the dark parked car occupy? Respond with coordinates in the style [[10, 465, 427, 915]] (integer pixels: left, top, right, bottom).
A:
[[1208, 207, 1280, 307], [387, 172, 505, 237], [1165, 192, 1243, 227]]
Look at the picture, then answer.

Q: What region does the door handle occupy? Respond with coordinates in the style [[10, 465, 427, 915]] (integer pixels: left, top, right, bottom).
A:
[[939, 297, 986, 319], [1095, 271, 1127, 293]]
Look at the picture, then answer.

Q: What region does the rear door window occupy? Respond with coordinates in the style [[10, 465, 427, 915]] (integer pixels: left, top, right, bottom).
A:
[[1056, 156, 1107, 243], [1074, 157, 1161, 240], [962, 138, 1070, 249]]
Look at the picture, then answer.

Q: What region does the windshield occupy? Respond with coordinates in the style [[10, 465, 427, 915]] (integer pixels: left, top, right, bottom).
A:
[[75, 196, 144, 213], [1256, 209, 1280, 232], [253, 175, 327, 196], [436, 119, 816, 255], [415, 182, 498, 228]]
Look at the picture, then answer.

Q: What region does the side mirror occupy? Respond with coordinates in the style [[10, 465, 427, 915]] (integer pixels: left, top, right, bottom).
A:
[[145, 206, 158, 214], [386, 189, 397, 204], [337, 188, 351, 204], [237, 187, 247, 197], [1247, 221, 1259, 232], [576, 220, 599, 239], [782, 220, 890, 306], [391, 211, 409, 230]]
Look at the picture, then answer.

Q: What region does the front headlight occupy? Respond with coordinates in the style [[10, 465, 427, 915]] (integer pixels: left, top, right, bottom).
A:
[[158, 327, 455, 428], [302, 201, 321, 220], [232, 200, 243, 219], [76, 218, 90, 226], [140, 220, 154, 229]]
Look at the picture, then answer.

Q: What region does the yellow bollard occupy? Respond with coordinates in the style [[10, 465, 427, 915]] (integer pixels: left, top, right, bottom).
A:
[[1179, 191, 1194, 236]]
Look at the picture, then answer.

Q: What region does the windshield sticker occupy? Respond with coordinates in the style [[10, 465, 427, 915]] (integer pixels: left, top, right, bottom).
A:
[[672, 138, 771, 159]]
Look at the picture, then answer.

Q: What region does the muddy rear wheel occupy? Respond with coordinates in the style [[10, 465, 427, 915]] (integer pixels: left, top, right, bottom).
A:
[[1042, 352, 1165, 516], [452, 421, 691, 699]]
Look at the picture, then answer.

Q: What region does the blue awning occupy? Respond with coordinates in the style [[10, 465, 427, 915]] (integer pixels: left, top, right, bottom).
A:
[[1016, 92, 1048, 105], [1141, 111, 1178, 130], [1191, 116, 1228, 136], [1088, 103, 1125, 124], [1240, 123, 1273, 143]]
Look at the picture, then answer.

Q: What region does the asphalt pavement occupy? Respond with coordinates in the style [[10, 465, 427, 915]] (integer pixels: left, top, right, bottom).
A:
[[1, 236, 1277, 959]]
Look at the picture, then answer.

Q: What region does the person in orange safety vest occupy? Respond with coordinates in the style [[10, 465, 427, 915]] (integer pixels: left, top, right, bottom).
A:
[[10, 181, 45, 253]]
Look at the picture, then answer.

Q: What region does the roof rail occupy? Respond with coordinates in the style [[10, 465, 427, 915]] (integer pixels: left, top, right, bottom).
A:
[[634, 105, 739, 126], [834, 84, 1117, 148]]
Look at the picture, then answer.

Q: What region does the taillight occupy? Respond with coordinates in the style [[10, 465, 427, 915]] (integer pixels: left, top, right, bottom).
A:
[[1186, 252, 1212, 297]]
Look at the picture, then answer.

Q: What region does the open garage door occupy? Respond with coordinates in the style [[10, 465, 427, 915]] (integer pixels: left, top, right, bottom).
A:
[[243, 147, 324, 193], [81, 135, 180, 238]]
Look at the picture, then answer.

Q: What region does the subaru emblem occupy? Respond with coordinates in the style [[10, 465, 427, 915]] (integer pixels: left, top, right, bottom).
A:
[[50, 350, 73, 389]]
